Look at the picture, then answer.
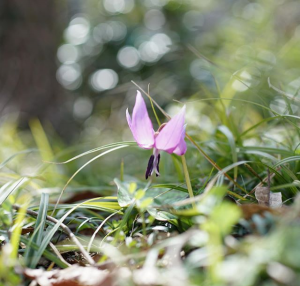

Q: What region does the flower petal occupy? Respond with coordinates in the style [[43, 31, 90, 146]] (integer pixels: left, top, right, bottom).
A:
[[126, 108, 132, 127], [155, 105, 186, 153], [172, 129, 187, 155], [127, 91, 155, 149]]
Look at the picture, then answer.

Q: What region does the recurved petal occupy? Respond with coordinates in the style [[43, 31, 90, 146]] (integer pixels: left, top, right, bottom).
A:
[[172, 130, 187, 155], [126, 108, 132, 127], [129, 91, 155, 149], [155, 105, 186, 153]]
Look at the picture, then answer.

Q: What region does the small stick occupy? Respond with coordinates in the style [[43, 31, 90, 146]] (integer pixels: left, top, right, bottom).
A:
[[267, 168, 271, 204], [49, 242, 71, 267], [12, 204, 95, 265], [245, 164, 264, 182]]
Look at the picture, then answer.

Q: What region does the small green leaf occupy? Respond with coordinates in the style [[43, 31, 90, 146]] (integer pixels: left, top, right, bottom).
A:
[[114, 179, 134, 207], [139, 197, 153, 210], [129, 182, 137, 194], [135, 189, 145, 200]]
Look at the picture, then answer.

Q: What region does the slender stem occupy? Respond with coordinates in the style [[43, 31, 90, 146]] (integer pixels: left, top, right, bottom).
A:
[[120, 159, 124, 181], [131, 81, 169, 118], [150, 99, 161, 126], [13, 204, 95, 265], [141, 212, 146, 236], [245, 164, 263, 182], [148, 83, 161, 126], [87, 210, 121, 253], [181, 155, 195, 208], [49, 242, 71, 267]]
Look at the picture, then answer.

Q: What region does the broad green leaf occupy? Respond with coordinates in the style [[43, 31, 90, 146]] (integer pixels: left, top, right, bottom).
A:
[[147, 208, 177, 221], [114, 178, 135, 207]]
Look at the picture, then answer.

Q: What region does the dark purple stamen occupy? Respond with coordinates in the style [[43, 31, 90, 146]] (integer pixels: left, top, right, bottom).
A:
[[156, 154, 161, 177], [145, 155, 154, 180]]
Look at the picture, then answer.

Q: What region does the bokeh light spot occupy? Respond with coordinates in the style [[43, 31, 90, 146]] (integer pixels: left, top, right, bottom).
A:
[[287, 77, 300, 97], [190, 59, 211, 82], [64, 17, 90, 45], [232, 71, 252, 92], [139, 41, 160, 63], [109, 21, 127, 41], [150, 33, 172, 55], [144, 9, 166, 30], [57, 44, 80, 64], [117, 46, 140, 69], [182, 11, 204, 31], [73, 97, 93, 119], [90, 69, 119, 91], [144, 0, 169, 7], [93, 21, 127, 43], [103, 0, 134, 14], [56, 64, 82, 90]]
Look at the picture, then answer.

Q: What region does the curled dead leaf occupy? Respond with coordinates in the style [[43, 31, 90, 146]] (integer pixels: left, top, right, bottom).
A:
[[24, 265, 111, 286], [255, 187, 282, 208]]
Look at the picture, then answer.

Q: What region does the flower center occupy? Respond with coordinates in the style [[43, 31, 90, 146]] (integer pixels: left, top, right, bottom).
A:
[[145, 149, 161, 179]]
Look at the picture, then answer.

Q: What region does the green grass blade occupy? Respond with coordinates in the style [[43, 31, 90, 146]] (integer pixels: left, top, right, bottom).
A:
[[53, 144, 130, 214], [218, 125, 238, 180], [31, 197, 112, 267], [0, 178, 29, 205], [48, 141, 136, 164], [275, 156, 300, 167], [0, 149, 37, 170], [24, 193, 49, 268], [19, 236, 68, 268], [10, 200, 29, 260], [150, 184, 188, 193]]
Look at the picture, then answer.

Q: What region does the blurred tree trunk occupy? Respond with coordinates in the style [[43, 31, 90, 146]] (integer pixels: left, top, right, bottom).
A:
[[0, 0, 70, 134]]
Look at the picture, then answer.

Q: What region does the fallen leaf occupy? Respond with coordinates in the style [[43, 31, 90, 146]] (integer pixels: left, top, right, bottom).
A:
[[255, 187, 270, 206], [23, 265, 111, 286], [269, 192, 282, 208], [255, 187, 282, 208]]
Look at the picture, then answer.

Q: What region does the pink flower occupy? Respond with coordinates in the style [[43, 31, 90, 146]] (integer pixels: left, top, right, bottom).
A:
[[126, 91, 187, 179]]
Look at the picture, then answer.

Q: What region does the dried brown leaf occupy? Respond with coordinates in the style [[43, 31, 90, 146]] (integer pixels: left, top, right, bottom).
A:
[[24, 265, 111, 286], [255, 187, 282, 208], [255, 187, 270, 206]]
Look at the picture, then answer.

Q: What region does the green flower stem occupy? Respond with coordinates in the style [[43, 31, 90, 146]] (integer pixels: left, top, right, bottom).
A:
[[150, 98, 161, 126], [141, 211, 146, 236], [181, 154, 195, 208]]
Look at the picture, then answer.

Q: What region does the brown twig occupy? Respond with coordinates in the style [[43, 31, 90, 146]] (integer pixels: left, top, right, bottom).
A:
[[49, 242, 71, 267], [245, 164, 264, 182], [12, 204, 95, 265]]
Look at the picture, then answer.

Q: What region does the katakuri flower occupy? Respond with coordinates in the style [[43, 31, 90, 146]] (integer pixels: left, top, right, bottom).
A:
[[126, 91, 187, 179]]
